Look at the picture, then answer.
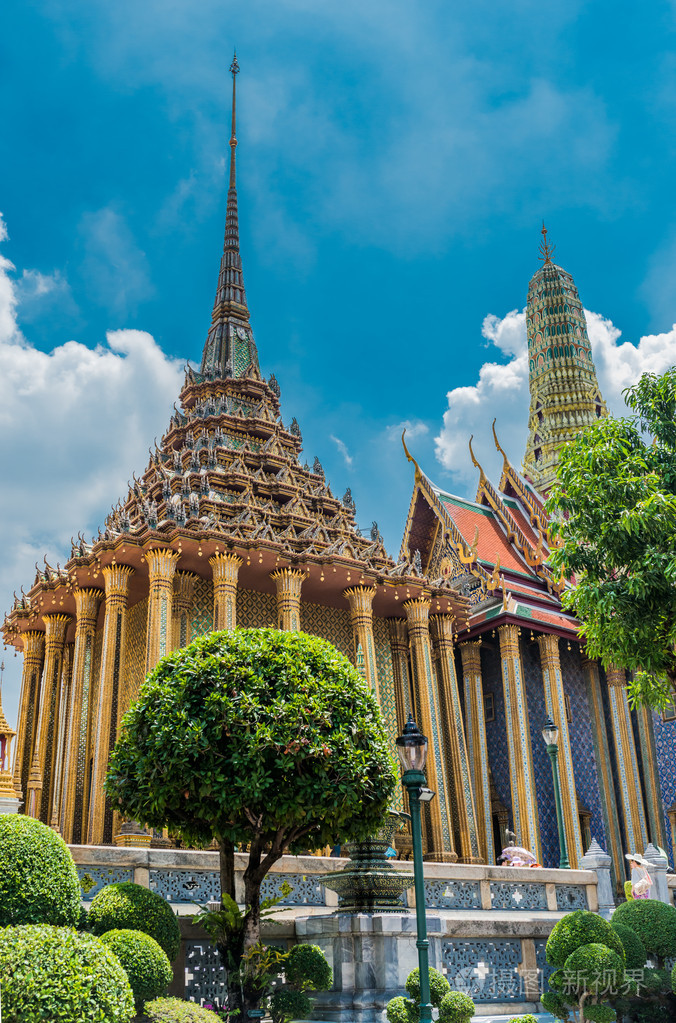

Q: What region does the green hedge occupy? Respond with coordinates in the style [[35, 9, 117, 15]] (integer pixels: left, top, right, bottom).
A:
[[286, 942, 332, 991], [0, 814, 81, 927], [611, 921, 647, 970], [546, 909, 625, 968], [269, 988, 313, 1023], [405, 966, 451, 1007], [612, 899, 676, 960], [100, 928, 173, 1010], [386, 995, 420, 1023], [88, 881, 180, 960], [562, 943, 624, 996], [0, 923, 134, 1022], [438, 990, 475, 1023], [144, 998, 221, 1021], [583, 1006, 617, 1023]]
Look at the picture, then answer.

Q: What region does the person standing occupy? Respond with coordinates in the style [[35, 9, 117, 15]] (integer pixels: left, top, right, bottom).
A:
[[625, 852, 653, 899]]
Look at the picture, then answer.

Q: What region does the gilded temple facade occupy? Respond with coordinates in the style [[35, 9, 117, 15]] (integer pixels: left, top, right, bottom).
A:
[[3, 61, 479, 863], [399, 239, 676, 887]]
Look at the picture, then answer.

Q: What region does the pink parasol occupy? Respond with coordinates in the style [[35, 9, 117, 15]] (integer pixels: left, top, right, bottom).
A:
[[501, 845, 537, 864]]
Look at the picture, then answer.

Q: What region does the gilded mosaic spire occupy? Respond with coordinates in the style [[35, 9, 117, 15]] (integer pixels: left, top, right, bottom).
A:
[[200, 53, 261, 381], [522, 228, 606, 495]]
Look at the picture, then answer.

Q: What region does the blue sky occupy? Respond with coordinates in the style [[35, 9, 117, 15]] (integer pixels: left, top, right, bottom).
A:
[[2, 0, 676, 724]]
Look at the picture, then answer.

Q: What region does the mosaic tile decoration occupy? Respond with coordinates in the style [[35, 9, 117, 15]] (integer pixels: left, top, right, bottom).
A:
[[238, 586, 277, 629], [652, 711, 676, 865], [521, 639, 558, 868], [190, 576, 214, 639], [120, 596, 147, 716], [598, 665, 629, 856], [299, 600, 353, 659], [479, 640, 512, 817]]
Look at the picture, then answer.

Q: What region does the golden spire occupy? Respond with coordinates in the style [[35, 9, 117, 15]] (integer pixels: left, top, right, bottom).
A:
[[401, 430, 422, 483], [539, 221, 555, 265]]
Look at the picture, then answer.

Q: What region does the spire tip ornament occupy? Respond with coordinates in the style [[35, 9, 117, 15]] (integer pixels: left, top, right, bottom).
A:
[[539, 221, 555, 265], [230, 51, 240, 76]]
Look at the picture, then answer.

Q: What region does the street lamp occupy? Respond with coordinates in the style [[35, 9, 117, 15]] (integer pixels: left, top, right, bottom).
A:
[[542, 716, 570, 869], [396, 714, 435, 1023]]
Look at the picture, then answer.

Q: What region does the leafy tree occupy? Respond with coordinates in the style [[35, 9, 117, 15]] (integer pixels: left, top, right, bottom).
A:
[[547, 368, 676, 704], [106, 627, 396, 1010]]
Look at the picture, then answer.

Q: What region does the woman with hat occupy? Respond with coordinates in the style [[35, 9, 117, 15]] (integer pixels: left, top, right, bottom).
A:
[[625, 852, 653, 900]]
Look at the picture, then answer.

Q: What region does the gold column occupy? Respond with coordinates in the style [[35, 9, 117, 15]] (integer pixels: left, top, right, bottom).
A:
[[270, 567, 305, 632], [636, 701, 667, 849], [538, 633, 583, 867], [12, 631, 45, 802], [145, 549, 179, 669], [210, 553, 242, 631], [430, 615, 482, 863], [50, 641, 74, 832], [459, 640, 494, 864], [172, 571, 197, 650], [607, 664, 649, 853], [388, 617, 413, 730], [344, 586, 379, 699], [87, 565, 134, 846], [582, 658, 624, 894], [25, 614, 71, 822], [403, 596, 456, 861], [61, 588, 103, 844], [498, 624, 541, 862]]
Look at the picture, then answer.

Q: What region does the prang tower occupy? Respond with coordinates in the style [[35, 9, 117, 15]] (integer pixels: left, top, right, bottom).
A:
[[522, 226, 606, 495]]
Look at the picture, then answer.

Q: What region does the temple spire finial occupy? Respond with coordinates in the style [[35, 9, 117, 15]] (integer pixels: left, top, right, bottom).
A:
[[539, 221, 555, 265], [229, 51, 240, 189]]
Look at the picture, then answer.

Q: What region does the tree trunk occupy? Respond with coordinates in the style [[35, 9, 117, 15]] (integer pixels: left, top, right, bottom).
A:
[[219, 837, 236, 903]]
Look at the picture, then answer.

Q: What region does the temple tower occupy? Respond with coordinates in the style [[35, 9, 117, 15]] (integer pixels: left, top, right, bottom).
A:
[[522, 225, 606, 495]]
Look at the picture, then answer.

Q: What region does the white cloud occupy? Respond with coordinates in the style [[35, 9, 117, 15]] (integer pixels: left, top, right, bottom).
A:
[[386, 419, 430, 442], [330, 434, 353, 467], [0, 214, 183, 728], [79, 207, 154, 317], [435, 307, 676, 489]]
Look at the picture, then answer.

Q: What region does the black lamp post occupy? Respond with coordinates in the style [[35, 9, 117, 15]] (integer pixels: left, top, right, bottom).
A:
[[542, 716, 570, 869], [396, 714, 435, 1023]]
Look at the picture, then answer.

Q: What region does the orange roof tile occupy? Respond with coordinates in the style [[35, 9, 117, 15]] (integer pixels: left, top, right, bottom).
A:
[[440, 497, 535, 577]]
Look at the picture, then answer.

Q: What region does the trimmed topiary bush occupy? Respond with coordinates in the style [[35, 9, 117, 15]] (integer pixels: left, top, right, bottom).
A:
[[386, 995, 420, 1023], [611, 921, 646, 969], [144, 998, 221, 1021], [269, 987, 313, 1023], [438, 990, 476, 1023], [286, 942, 333, 991], [612, 898, 676, 964], [584, 1006, 617, 1023], [88, 881, 180, 960], [506, 1016, 539, 1023], [405, 966, 451, 1007], [563, 943, 624, 996], [0, 923, 134, 1022], [546, 909, 625, 968], [100, 928, 173, 1009], [0, 814, 81, 927]]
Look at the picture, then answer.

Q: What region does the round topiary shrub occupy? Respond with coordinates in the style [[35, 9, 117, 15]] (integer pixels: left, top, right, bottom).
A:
[[438, 990, 476, 1023], [541, 990, 569, 1018], [583, 1006, 617, 1023], [611, 920, 647, 969], [406, 966, 451, 1007], [563, 943, 624, 997], [144, 998, 221, 1021], [88, 881, 180, 960], [0, 923, 134, 1022], [546, 909, 625, 968], [612, 898, 676, 962], [100, 928, 173, 1009], [507, 1016, 539, 1023], [386, 995, 419, 1023], [0, 814, 81, 927], [286, 942, 332, 990], [270, 987, 313, 1023]]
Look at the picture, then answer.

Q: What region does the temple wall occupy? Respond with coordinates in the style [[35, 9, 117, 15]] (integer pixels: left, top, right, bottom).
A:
[[646, 710, 676, 863], [521, 640, 557, 866], [478, 639, 512, 818], [120, 597, 148, 719]]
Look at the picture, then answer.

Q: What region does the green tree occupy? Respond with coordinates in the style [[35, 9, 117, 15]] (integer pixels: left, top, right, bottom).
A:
[[547, 368, 676, 705], [106, 628, 396, 1010]]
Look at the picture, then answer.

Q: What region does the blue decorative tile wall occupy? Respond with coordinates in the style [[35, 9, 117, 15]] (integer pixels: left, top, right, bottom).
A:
[[651, 712, 676, 865], [478, 639, 511, 819], [521, 639, 557, 867], [598, 665, 629, 856]]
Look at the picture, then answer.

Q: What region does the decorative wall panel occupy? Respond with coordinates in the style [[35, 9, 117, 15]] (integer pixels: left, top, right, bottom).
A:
[[120, 597, 147, 718], [190, 577, 214, 639], [441, 939, 523, 1002], [238, 587, 276, 630]]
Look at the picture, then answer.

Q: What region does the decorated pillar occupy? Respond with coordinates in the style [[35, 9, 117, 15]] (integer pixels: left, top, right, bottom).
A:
[[388, 617, 412, 729], [430, 615, 482, 863], [210, 553, 242, 631], [0, 689, 20, 814], [344, 586, 379, 699], [498, 624, 541, 863], [25, 614, 71, 822], [538, 633, 584, 867], [270, 567, 304, 632], [459, 640, 494, 864], [61, 587, 103, 844], [635, 701, 668, 851], [582, 658, 624, 895], [12, 631, 45, 802], [87, 565, 134, 846], [50, 641, 74, 832], [145, 549, 179, 669], [173, 571, 197, 650], [403, 596, 456, 861], [606, 664, 649, 853]]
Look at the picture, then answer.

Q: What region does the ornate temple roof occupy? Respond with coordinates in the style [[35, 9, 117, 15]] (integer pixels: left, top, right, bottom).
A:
[[3, 58, 469, 650], [522, 225, 607, 495]]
